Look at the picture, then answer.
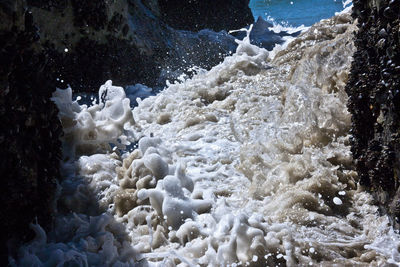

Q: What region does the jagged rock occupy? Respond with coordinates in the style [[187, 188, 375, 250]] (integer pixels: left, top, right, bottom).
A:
[[346, 0, 400, 228]]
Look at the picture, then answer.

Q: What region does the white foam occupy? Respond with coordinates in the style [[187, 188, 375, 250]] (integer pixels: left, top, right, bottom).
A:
[[336, 0, 353, 15], [13, 8, 400, 267], [51, 80, 135, 157]]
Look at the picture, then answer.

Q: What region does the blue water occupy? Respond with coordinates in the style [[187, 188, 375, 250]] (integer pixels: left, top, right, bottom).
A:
[[249, 0, 345, 27]]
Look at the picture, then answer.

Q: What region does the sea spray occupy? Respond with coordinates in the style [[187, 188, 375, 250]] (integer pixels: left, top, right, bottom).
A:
[[12, 8, 400, 267]]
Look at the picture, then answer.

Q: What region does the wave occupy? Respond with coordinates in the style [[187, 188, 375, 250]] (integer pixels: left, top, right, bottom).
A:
[[11, 6, 400, 267]]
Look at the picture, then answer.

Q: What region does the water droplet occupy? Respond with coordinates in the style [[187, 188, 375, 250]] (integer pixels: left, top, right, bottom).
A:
[[333, 197, 342, 205]]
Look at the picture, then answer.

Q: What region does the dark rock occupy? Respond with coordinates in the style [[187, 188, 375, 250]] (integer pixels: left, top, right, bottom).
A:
[[0, 7, 62, 265], [20, 0, 250, 92], [70, 0, 108, 30], [158, 0, 254, 32], [346, 0, 400, 228]]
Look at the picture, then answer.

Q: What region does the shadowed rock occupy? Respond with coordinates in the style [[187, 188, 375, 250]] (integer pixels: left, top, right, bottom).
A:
[[21, 0, 253, 92], [157, 0, 254, 32], [0, 8, 62, 264], [346, 0, 400, 228]]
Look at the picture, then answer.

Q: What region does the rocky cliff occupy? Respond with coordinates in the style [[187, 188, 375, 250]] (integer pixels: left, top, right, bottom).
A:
[[346, 0, 400, 228]]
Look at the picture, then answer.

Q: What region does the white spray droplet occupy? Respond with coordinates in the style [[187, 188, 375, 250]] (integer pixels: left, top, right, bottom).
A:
[[333, 197, 342, 205]]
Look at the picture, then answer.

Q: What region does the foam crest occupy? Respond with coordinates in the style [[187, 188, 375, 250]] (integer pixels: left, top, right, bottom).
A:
[[52, 80, 135, 157]]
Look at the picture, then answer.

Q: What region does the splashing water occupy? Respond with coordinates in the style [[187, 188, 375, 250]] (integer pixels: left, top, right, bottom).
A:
[[11, 8, 400, 267]]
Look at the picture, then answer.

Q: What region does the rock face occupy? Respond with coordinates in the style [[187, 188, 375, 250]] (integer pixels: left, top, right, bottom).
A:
[[0, 6, 62, 264], [158, 0, 254, 31], [346, 0, 400, 228], [4, 0, 252, 92], [0, 0, 254, 263]]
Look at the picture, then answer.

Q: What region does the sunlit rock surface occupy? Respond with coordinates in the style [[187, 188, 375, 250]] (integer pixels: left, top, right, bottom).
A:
[[346, 0, 400, 228]]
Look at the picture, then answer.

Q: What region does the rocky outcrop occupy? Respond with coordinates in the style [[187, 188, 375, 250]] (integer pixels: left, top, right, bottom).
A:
[[346, 0, 400, 228], [158, 0, 254, 32], [3, 0, 253, 92], [0, 7, 62, 264]]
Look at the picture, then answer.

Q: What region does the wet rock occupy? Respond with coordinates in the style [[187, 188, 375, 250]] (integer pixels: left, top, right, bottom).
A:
[[346, 0, 400, 228]]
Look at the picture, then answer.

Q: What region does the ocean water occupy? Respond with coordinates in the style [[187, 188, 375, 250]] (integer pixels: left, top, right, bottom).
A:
[[10, 3, 400, 267], [250, 0, 345, 26]]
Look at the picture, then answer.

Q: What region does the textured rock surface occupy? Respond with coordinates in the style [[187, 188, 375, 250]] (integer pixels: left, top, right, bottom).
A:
[[158, 0, 254, 31], [346, 0, 400, 228], [13, 0, 252, 92], [0, 6, 62, 264]]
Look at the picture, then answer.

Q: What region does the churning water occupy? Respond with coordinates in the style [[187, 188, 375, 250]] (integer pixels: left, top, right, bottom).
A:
[[10, 4, 400, 267]]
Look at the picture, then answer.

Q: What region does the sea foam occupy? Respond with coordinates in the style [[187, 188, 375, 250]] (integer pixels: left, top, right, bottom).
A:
[[12, 7, 400, 267]]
